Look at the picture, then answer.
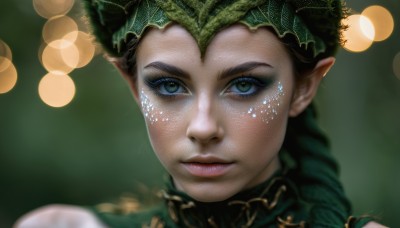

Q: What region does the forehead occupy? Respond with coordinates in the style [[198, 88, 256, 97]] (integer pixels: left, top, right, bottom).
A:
[[136, 24, 291, 68]]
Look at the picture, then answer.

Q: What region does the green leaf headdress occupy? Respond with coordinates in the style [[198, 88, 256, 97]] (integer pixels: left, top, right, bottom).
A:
[[83, 0, 345, 59]]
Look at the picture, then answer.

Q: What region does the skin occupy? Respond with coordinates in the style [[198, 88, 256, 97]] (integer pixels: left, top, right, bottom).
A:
[[14, 205, 106, 228], [126, 24, 330, 202], [14, 24, 385, 228]]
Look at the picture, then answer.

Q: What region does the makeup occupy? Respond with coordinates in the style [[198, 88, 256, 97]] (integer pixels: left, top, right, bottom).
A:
[[140, 90, 169, 124], [245, 81, 285, 124], [182, 163, 234, 178]]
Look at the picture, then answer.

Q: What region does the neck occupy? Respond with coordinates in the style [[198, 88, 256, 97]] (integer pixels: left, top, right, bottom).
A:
[[160, 172, 307, 227]]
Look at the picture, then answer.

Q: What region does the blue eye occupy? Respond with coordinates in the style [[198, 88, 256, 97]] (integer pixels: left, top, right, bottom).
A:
[[233, 81, 254, 93], [145, 77, 187, 96], [225, 77, 267, 97], [161, 81, 180, 93]]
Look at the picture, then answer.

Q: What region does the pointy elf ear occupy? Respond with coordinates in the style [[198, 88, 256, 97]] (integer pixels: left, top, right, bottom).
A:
[[289, 57, 335, 117], [108, 56, 141, 105]]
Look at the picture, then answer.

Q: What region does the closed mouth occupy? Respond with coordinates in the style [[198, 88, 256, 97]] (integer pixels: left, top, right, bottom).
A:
[[181, 162, 234, 177]]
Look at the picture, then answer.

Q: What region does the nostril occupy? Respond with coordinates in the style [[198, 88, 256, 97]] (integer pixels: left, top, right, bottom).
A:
[[187, 127, 223, 144], [189, 136, 196, 142]]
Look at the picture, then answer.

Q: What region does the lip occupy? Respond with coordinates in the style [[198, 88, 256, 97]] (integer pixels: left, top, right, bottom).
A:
[[181, 156, 234, 178]]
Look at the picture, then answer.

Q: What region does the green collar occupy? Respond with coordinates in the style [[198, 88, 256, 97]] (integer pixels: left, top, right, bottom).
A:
[[160, 174, 308, 227]]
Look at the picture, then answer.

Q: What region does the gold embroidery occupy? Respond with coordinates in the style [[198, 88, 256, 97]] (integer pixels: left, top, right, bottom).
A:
[[160, 177, 290, 227], [167, 200, 178, 222], [142, 216, 164, 228], [208, 216, 218, 228], [159, 190, 197, 228], [119, 195, 140, 214], [96, 203, 118, 213], [277, 215, 306, 228], [269, 185, 287, 210], [345, 215, 377, 228], [345, 216, 356, 228], [227, 180, 287, 227], [95, 194, 141, 214]]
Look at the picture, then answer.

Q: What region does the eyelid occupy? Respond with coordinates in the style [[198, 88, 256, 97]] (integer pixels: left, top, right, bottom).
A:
[[222, 75, 273, 96], [144, 76, 189, 97], [145, 76, 183, 88], [229, 77, 267, 87]]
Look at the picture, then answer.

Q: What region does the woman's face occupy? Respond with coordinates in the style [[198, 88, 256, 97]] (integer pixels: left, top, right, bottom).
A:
[[134, 24, 296, 202]]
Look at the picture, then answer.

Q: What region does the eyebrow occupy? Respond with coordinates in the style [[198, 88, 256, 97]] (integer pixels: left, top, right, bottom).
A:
[[143, 61, 272, 80], [144, 61, 190, 79], [218, 61, 273, 80]]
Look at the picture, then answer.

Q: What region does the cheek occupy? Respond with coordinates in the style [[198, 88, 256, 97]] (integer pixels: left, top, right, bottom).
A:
[[227, 81, 290, 156], [232, 106, 288, 154], [225, 81, 289, 128], [146, 122, 172, 156], [245, 82, 285, 124], [138, 90, 184, 158], [140, 90, 171, 124], [144, 116, 183, 167]]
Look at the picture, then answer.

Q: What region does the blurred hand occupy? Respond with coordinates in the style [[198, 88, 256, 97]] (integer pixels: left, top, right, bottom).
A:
[[363, 222, 388, 228], [14, 204, 106, 228]]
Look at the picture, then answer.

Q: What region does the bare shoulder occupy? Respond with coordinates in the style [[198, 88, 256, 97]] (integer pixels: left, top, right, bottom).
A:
[[14, 204, 106, 228], [363, 221, 388, 228]]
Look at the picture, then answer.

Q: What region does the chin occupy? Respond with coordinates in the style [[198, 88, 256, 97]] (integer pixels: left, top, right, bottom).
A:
[[192, 193, 230, 203], [179, 181, 240, 203]]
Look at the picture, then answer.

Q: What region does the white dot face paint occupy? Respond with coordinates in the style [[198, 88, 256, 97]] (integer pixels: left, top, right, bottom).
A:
[[244, 81, 285, 124], [134, 24, 297, 203], [140, 90, 169, 124]]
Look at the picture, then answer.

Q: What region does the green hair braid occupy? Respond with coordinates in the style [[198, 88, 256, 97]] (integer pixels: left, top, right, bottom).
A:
[[282, 103, 351, 226]]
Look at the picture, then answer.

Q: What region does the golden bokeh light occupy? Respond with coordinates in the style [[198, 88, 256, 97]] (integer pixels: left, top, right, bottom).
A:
[[0, 40, 13, 72], [359, 16, 375, 41], [362, 5, 394, 42], [42, 41, 79, 75], [38, 73, 76, 107], [0, 59, 18, 94], [342, 15, 375, 52], [33, 0, 75, 19], [37, 41, 47, 66], [42, 15, 78, 48], [393, 52, 400, 80], [65, 31, 96, 68], [59, 40, 80, 68]]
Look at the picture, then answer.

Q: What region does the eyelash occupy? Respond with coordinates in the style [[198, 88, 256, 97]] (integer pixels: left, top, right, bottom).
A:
[[144, 77, 188, 98], [144, 76, 272, 99], [223, 76, 271, 98]]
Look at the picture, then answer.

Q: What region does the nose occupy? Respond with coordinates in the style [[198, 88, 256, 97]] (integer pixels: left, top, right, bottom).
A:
[[186, 95, 223, 144]]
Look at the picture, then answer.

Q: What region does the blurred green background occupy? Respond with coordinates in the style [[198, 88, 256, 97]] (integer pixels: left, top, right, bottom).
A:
[[0, 0, 399, 227]]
